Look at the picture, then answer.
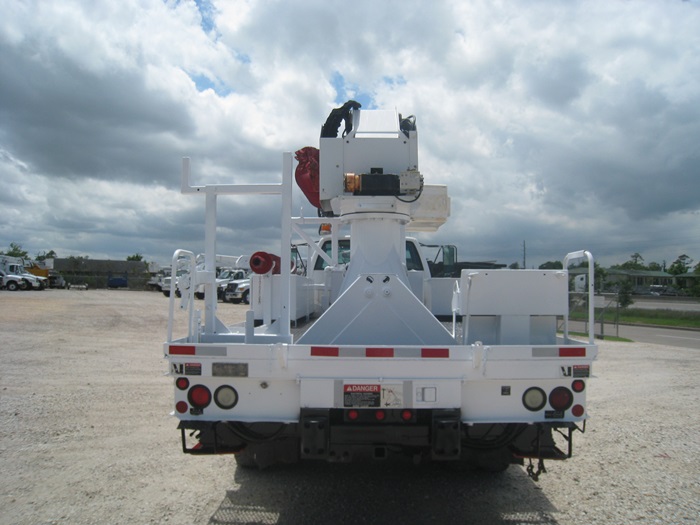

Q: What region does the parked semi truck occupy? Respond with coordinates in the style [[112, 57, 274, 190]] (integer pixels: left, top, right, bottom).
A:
[[164, 102, 597, 477]]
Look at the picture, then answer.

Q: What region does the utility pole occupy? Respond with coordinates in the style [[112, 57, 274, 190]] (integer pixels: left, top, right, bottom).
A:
[[522, 240, 526, 269]]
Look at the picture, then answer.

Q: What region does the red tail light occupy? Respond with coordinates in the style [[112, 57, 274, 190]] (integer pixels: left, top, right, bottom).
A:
[[347, 409, 359, 421], [571, 380, 585, 393], [571, 404, 585, 417], [188, 385, 212, 409], [549, 387, 574, 411], [175, 401, 188, 414], [375, 410, 386, 421], [176, 377, 190, 390], [401, 410, 413, 421]]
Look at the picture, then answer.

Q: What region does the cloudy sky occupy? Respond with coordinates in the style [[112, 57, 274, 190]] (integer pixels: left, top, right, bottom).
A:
[[1, 0, 699, 270]]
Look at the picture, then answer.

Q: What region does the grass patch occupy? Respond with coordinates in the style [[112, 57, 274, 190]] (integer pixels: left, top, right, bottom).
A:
[[567, 331, 632, 343], [570, 308, 700, 329]]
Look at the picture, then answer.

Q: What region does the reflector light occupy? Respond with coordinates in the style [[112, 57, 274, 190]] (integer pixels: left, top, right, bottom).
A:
[[421, 348, 449, 358], [549, 387, 574, 411], [401, 410, 413, 421], [375, 410, 386, 421], [175, 401, 188, 414], [214, 385, 238, 410], [366, 347, 394, 358], [522, 387, 547, 411], [571, 404, 585, 417], [311, 346, 339, 357], [176, 377, 189, 390], [188, 385, 212, 409], [559, 347, 586, 357], [170, 345, 195, 355], [347, 409, 359, 421], [571, 379, 585, 393]]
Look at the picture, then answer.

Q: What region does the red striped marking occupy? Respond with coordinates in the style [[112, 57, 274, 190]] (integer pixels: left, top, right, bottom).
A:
[[560, 347, 586, 357], [421, 348, 450, 358], [311, 346, 339, 357], [366, 347, 394, 358], [169, 345, 196, 355]]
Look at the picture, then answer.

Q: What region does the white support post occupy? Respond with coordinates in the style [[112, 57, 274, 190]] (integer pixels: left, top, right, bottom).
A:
[[564, 250, 595, 344], [278, 152, 293, 343], [204, 190, 217, 334]]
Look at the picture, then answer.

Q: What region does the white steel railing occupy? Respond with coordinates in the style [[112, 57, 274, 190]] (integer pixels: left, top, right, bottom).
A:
[[169, 154, 293, 344]]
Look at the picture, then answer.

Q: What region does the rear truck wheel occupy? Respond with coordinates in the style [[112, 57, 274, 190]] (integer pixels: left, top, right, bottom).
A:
[[6, 281, 20, 291], [162, 290, 170, 297]]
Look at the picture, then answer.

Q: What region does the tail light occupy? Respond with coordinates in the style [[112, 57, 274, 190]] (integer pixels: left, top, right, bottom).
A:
[[549, 387, 574, 411], [175, 377, 189, 390], [522, 387, 547, 411], [571, 404, 585, 417], [375, 410, 386, 421], [188, 385, 212, 409]]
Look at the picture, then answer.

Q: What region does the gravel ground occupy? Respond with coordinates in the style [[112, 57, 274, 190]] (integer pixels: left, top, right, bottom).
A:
[[0, 290, 698, 525]]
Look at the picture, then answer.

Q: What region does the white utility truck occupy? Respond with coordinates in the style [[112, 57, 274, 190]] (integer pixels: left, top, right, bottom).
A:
[[164, 102, 597, 478], [0, 255, 47, 290]]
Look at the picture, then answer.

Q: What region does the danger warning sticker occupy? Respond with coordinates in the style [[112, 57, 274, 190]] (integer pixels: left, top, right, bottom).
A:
[[343, 384, 403, 408]]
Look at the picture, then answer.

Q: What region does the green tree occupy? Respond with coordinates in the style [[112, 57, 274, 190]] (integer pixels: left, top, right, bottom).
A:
[[36, 250, 57, 261], [668, 254, 693, 276], [617, 252, 646, 271], [539, 261, 563, 269], [2, 242, 29, 258], [617, 280, 634, 309], [126, 253, 144, 262]]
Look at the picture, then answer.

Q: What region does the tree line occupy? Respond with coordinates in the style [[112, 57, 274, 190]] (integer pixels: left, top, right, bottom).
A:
[[0, 242, 144, 262]]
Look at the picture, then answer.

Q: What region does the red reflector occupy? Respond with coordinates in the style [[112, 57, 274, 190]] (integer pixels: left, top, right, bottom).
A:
[[366, 347, 394, 358], [311, 346, 339, 357], [401, 410, 413, 421], [572, 404, 585, 417], [175, 401, 188, 414], [571, 380, 585, 393], [175, 377, 190, 390], [421, 348, 449, 358], [375, 410, 386, 421], [170, 345, 196, 355], [560, 347, 586, 357], [347, 409, 359, 421]]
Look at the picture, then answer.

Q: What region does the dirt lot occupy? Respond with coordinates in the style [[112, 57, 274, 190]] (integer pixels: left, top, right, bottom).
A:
[[1, 290, 699, 525]]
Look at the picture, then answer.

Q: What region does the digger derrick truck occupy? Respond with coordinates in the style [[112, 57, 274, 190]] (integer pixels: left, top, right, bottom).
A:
[[164, 102, 597, 477]]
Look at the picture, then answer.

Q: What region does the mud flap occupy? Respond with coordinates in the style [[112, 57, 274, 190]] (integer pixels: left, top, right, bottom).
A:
[[300, 411, 330, 459], [431, 410, 461, 460]]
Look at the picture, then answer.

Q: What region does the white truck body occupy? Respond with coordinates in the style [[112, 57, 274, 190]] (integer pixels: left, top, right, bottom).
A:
[[164, 104, 597, 476], [0, 255, 47, 290]]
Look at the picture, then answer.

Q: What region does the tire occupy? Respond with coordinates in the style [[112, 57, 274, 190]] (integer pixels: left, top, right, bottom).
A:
[[162, 290, 170, 297], [194, 292, 205, 300], [242, 290, 250, 305], [6, 281, 19, 292]]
